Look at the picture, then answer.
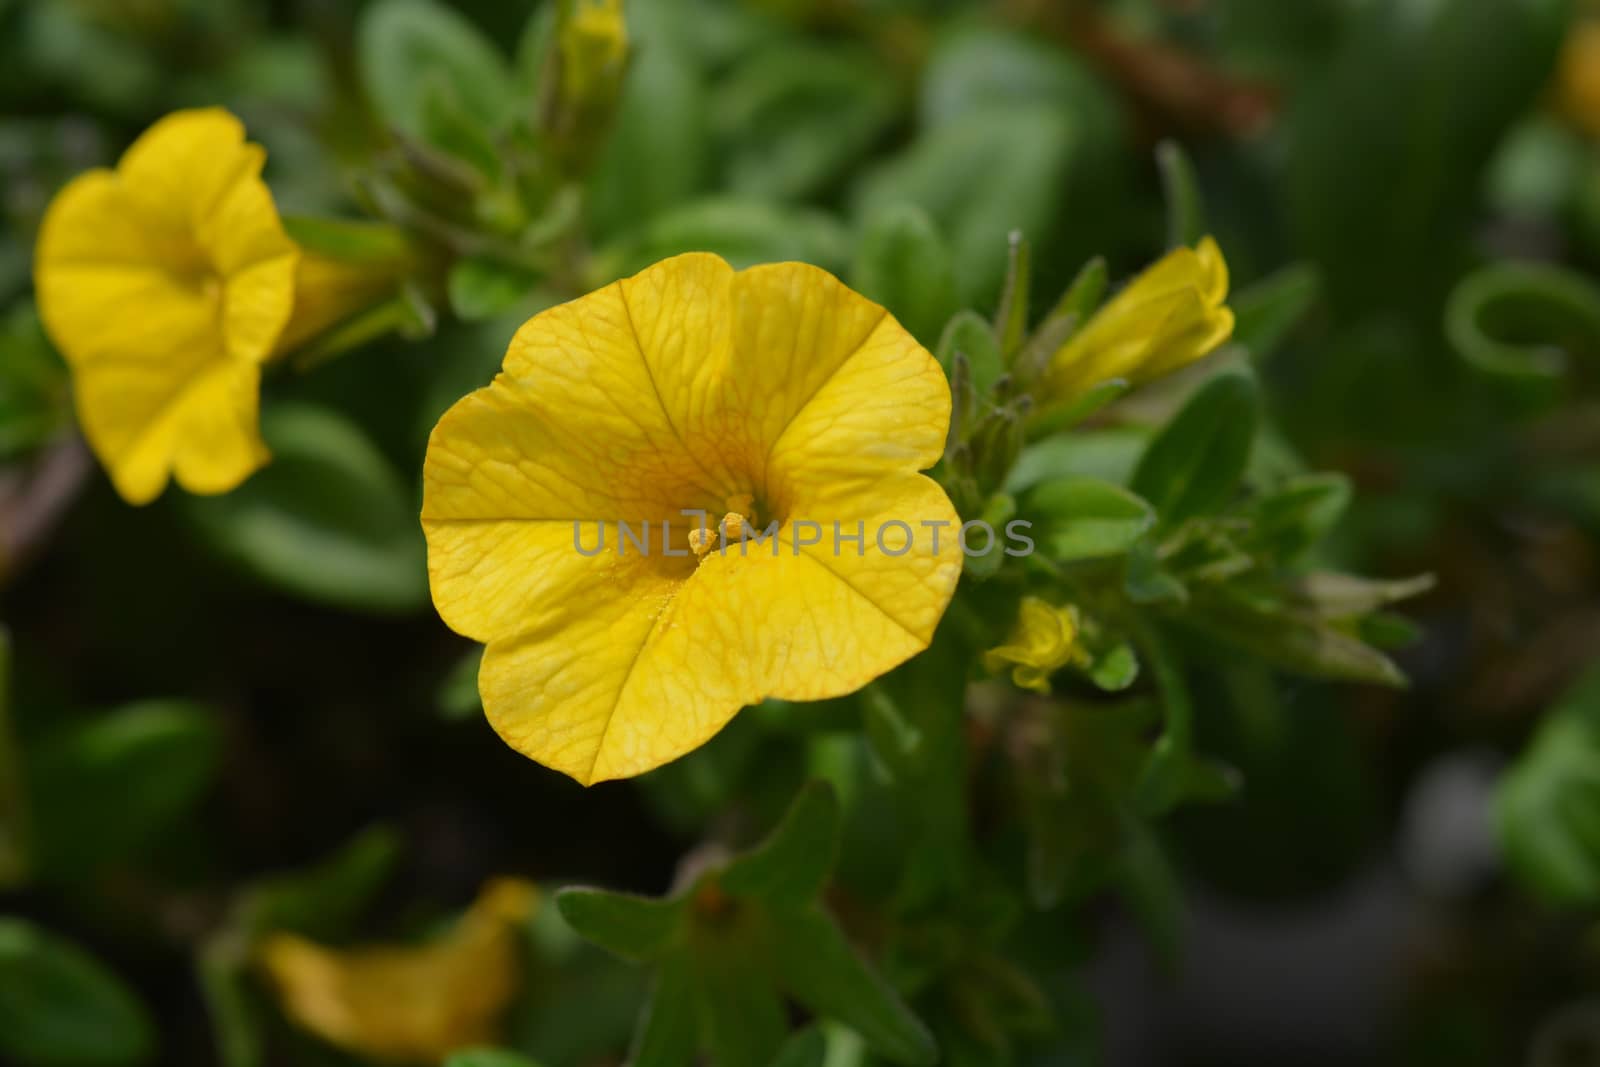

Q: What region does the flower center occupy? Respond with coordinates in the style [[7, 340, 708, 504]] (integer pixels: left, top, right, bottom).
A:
[[688, 494, 759, 559]]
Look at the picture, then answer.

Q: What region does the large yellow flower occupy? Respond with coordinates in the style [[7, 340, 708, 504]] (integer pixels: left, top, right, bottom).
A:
[[423, 253, 962, 785], [34, 108, 298, 505], [260, 878, 537, 1065], [1038, 237, 1234, 406]]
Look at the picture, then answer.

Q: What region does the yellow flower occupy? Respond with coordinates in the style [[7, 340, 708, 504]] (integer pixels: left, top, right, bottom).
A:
[[34, 108, 299, 505], [1039, 237, 1234, 406], [422, 252, 962, 785], [1560, 19, 1600, 140], [259, 878, 537, 1065], [982, 596, 1087, 693]]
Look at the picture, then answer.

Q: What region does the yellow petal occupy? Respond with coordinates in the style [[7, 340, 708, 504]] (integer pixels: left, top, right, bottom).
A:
[[259, 878, 536, 1065], [423, 253, 960, 784], [34, 170, 216, 369], [74, 355, 269, 505]]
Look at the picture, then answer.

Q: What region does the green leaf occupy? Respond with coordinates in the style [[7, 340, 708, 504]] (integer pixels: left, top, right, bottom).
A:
[[1026, 477, 1155, 562], [1124, 539, 1188, 606], [854, 105, 1075, 307], [1286, 0, 1570, 312], [1116, 819, 1184, 971], [1132, 371, 1259, 527], [1040, 255, 1108, 338], [28, 702, 220, 881], [629, 953, 698, 1067], [994, 231, 1031, 358], [587, 38, 709, 240], [695, 955, 788, 1067], [281, 217, 414, 265], [715, 43, 897, 202], [935, 310, 1004, 408], [419, 75, 505, 182], [448, 257, 545, 321], [444, 1050, 547, 1067], [0, 305, 70, 461], [0, 918, 154, 1066], [920, 25, 1120, 136], [722, 781, 840, 906], [1496, 667, 1600, 904], [358, 0, 515, 143], [196, 933, 263, 1067], [767, 1028, 827, 1067], [1006, 427, 1148, 493], [598, 197, 852, 279], [1186, 591, 1407, 688], [851, 202, 958, 346], [1231, 262, 1321, 364], [556, 888, 686, 962], [237, 825, 401, 938], [437, 645, 486, 721], [184, 405, 428, 614], [1086, 642, 1139, 692], [1245, 472, 1351, 563], [1156, 139, 1206, 249], [767, 908, 936, 1066]]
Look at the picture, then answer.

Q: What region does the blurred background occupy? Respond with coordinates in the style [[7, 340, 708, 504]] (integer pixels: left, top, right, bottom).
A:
[[5, 0, 1600, 1065]]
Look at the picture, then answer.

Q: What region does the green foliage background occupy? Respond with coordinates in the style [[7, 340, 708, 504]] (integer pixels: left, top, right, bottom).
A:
[[4, 0, 1600, 1065]]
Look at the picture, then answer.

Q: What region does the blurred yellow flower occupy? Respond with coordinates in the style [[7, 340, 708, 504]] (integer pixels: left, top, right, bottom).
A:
[[982, 596, 1087, 693], [1560, 19, 1600, 140], [1039, 237, 1234, 406], [34, 108, 298, 505], [422, 252, 961, 785], [260, 878, 537, 1065]]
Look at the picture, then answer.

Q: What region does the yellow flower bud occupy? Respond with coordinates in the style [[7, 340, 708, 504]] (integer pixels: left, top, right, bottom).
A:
[[559, 0, 628, 111], [1039, 237, 1235, 408]]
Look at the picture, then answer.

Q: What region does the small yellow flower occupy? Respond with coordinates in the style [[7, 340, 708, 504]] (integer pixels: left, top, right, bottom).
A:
[[34, 108, 298, 505], [422, 252, 962, 785], [559, 0, 629, 106], [1559, 19, 1600, 140], [1039, 237, 1234, 406], [982, 596, 1087, 693], [259, 878, 537, 1065]]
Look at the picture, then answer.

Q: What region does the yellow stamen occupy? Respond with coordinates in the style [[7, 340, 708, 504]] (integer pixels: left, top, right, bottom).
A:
[[720, 511, 749, 542], [688, 526, 716, 557]]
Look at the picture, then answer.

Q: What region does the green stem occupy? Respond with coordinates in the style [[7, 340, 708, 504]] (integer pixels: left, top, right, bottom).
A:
[[0, 627, 29, 886]]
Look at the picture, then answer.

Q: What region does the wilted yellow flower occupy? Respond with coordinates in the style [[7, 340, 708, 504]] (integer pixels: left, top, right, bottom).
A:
[[982, 596, 1087, 693], [559, 0, 628, 105], [34, 108, 298, 505], [1560, 19, 1600, 140], [1039, 237, 1234, 406], [260, 878, 537, 1065], [423, 252, 961, 785]]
